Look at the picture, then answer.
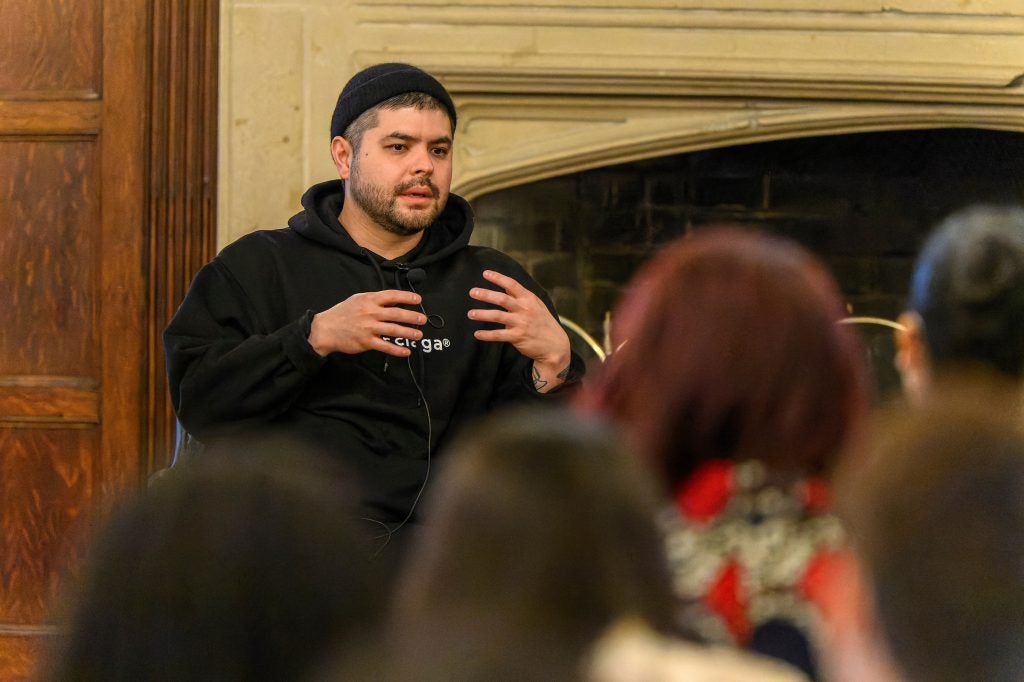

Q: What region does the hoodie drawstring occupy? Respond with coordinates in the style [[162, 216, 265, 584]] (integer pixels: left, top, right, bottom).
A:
[[360, 249, 425, 396], [394, 264, 428, 402]]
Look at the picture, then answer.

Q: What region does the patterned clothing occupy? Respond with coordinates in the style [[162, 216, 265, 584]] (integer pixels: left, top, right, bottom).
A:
[[588, 618, 811, 682], [661, 459, 847, 679]]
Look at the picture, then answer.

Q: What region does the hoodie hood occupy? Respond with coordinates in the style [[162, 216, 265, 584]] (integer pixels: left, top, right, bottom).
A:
[[288, 179, 474, 267]]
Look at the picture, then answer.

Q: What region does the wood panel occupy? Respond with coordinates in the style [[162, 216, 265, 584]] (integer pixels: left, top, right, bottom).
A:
[[95, 0, 146, 501], [0, 430, 96, 624], [0, 0, 218, 677], [0, 377, 99, 426], [0, 0, 101, 96], [0, 635, 46, 682], [0, 0, 148, 678], [145, 0, 219, 473], [0, 101, 101, 135], [0, 140, 99, 376]]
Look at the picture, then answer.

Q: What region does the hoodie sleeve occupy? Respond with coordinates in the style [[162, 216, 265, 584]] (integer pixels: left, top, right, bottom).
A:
[[164, 259, 326, 440], [488, 338, 586, 407]]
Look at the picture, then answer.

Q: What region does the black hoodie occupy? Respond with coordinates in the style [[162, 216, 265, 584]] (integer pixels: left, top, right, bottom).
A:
[[165, 180, 583, 522]]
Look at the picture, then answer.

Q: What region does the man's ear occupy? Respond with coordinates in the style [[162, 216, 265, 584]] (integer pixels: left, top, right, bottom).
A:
[[331, 136, 353, 180], [895, 311, 931, 403]]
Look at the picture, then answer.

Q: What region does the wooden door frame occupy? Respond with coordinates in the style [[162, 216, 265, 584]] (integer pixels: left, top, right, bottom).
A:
[[144, 0, 219, 478]]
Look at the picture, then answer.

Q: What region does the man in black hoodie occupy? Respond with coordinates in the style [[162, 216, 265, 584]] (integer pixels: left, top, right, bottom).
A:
[[164, 63, 584, 552]]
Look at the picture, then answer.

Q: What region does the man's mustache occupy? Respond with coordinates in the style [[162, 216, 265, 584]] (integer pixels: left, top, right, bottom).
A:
[[396, 180, 438, 198]]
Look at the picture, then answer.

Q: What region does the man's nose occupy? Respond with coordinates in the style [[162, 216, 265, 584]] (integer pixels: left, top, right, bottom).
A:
[[410, 146, 434, 175]]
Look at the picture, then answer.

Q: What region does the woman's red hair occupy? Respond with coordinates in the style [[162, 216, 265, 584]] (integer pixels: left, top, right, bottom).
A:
[[578, 226, 869, 489]]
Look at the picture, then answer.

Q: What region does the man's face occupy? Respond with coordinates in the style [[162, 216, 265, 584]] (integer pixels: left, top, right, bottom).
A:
[[346, 106, 453, 236]]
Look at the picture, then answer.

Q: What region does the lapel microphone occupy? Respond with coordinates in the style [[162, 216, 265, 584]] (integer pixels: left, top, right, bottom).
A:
[[406, 268, 445, 328], [407, 267, 427, 285]]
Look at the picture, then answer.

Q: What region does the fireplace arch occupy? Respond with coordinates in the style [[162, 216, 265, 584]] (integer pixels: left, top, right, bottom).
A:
[[452, 97, 1024, 202]]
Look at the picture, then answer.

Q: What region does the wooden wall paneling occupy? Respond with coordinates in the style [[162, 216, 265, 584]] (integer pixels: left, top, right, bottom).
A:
[[0, 0, 100, 96], [0, 426, 98, 680], [145, 0, 219, 474], [0, 634, 44, 682], [0, 0, 219, 675], [0, 140, 100, 377], [0, 0, 108, 672], [96, 0, 147, 498], [0, 429, 97, 621], [0, 0, 149, 678], [0, 377, 99, 426]]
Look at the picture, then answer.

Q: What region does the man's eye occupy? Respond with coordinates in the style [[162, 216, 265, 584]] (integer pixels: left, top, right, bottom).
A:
[[390, 144, 406, 151], [432, 147, 449, 157]]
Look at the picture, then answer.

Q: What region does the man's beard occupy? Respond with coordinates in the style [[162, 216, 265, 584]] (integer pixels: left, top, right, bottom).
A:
[[348, 169, 442, 237]]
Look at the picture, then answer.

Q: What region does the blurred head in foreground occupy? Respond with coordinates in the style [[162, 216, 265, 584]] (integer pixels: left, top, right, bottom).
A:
[[384, 406, 678, 681], [897, 204, 1024, 401], [42, 442, 380, 682], [831, 378, 1024, 682]]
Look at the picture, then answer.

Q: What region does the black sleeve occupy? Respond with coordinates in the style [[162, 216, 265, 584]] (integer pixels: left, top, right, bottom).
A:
[[164, 260, 326, 439], [489, 343, 586, 407]]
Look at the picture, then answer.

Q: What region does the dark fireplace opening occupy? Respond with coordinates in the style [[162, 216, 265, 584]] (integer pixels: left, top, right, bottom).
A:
[[471, 128, 1024, 400]]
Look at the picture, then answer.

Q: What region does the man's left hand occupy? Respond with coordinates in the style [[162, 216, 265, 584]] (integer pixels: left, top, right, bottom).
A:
[[468, 270, 571, 393]]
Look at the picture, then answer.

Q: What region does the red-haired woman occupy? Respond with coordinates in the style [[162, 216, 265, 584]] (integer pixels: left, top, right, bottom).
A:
[[577, 226, 870, 681]]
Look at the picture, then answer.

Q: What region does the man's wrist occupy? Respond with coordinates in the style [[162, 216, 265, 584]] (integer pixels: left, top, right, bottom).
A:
[[306, 312, 330, 357], [532, 351, 572, 393]]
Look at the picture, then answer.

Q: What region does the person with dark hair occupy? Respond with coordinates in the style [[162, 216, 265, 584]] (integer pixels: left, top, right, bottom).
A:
[[39, 447, 382, 682], [895, 204, 1024, 401], [164, 63, 583, 556], [825, 379, 1024, 682], [577, 226, 870, 679], [355, 406, 807, 682]]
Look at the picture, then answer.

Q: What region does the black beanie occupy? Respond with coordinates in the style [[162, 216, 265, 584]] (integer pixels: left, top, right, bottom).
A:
[[329, 63, 457, 141]]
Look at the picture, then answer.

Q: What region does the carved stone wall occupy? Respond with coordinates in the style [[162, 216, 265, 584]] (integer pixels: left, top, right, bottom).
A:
[[219, 1, 1024, 245]]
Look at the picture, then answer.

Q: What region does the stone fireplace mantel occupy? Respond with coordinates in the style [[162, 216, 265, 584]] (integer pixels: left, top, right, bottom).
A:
[[219, 0, 1024, 244]]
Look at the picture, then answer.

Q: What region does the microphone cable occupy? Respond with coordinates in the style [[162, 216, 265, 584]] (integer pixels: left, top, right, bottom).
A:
[[408, 267, 444, 328], [363, 267, 434, 557]]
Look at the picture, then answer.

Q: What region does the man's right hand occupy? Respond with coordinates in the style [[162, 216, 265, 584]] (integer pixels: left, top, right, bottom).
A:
[[308, 290, 426, 357]]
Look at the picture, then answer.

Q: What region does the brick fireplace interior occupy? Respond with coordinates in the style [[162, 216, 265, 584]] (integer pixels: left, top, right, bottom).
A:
[[471, 127, 1024, 400]]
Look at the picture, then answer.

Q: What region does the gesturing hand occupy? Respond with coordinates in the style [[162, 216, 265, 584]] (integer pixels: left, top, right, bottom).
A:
[[308, 290, 426, 357], [468, 270, 571, 392]]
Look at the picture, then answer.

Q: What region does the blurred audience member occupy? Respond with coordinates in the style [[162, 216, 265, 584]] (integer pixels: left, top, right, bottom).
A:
[[587, 617, 809, 682], [578, 226, 870, 679], [895, 204, 1024, 401], [826, 378, 1024, 682], [354, 406, 807, 682], [40, 442, 382, 682]]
